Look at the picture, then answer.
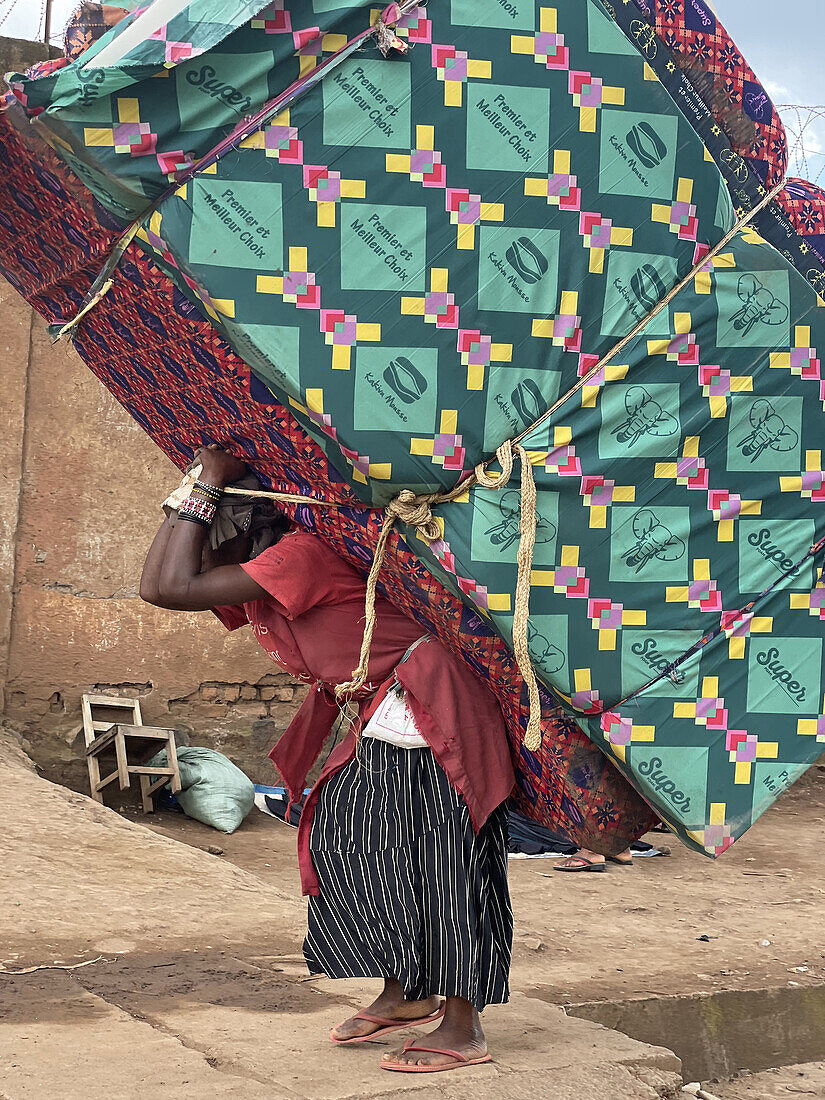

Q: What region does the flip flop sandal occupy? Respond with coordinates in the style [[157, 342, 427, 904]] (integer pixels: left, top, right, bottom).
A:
[[381, 1039, 493, 1073], [553, 855, 606, 872], [606, 855, 634, 866], [330, 1003, 445, 1045]]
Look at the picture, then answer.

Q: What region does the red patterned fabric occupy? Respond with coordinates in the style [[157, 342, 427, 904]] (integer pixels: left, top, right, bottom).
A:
[[0, 116, 658, 854], [640, 0, 787, 187], [778, 178, 825, 267]]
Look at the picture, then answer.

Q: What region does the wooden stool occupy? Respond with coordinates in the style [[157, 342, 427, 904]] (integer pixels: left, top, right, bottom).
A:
[[81, 694, 182, 812]]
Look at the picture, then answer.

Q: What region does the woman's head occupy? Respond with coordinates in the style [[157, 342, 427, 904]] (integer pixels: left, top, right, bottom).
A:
[[200, 509, 292, 572]]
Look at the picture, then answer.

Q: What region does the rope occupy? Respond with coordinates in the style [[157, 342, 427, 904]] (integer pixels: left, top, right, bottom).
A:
[[513, 179, 786, 446], [332, 440, 543, 751], [53, 1, 418, 340], [220, 486, 339, 507], [510, 445, 541, 751], [330, 181, 787, 751], [333, 475, 473, 700]]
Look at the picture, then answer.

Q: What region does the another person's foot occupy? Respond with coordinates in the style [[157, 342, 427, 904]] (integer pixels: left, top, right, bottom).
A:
[[554, 846, 633, 871], [381, 1004, 488, 1070], [331, 990, 442, 1042], [554, 846, 606, 871], [607, 847, 634, 866]]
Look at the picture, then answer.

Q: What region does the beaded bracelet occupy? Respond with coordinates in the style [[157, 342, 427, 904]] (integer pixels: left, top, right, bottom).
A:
[[177, 513, 211, 528], [191, 479, 223, 504], [178, 493, 217, 526]]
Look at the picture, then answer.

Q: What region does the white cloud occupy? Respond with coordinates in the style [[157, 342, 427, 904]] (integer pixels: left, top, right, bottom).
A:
[[764, 80, 790, 100]]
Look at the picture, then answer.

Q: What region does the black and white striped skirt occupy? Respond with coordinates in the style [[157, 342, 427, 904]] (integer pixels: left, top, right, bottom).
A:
[[304, 737, 512, 1011]]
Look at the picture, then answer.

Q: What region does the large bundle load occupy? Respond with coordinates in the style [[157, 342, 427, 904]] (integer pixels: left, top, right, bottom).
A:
[[2, 0, 824, 857]]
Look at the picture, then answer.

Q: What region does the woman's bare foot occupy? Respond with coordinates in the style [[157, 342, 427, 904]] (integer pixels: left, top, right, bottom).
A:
[[331, 978, 442, 1042], [381, 996, 487, 1069]]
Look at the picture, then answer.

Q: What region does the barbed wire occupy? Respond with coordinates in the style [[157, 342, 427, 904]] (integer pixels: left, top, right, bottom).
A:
[[0, 0, 25, 33], [777, 104, 825, 185]]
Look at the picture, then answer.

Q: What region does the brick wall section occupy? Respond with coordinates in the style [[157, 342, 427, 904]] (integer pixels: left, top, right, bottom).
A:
[[0, 287, 304, 788]]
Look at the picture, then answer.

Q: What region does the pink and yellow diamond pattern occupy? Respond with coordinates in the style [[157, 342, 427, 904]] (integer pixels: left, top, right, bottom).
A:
[[532, 545, 589, 598], [411, 410, 467, 473], [84, 98, 157, 158], [587, 599, 646, 650], [666, 558, 722, 613], [770, 325, 824, 409], [524, 150, 582, 212], [720, 609, 773, 659], [780, 450, 825, 502], [689, 804, 734, 857], [386, 126, 504, 249], [599, 710, 655, 763], [431, 43, 491, 107], [579, 474, 635, 529], [652, 178, 699, 242], [724, 729, 778, 785], [797, 700, 825, 744], [532, 291, 583, 354]]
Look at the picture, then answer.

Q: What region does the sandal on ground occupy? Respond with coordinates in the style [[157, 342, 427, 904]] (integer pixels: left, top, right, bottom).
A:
[[606, 854, 634, 866], [553, 855, 606, 872], [330, 1003, 445, 1045], [381, 1039, 493, 1073]]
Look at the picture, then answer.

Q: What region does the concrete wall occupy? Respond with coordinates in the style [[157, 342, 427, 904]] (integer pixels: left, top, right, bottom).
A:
[[0, 286, 305, 788], [0, 36, 62, 76]]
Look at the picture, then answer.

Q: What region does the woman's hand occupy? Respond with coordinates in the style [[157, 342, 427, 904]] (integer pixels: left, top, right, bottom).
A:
[[193, 443, 248, 488]]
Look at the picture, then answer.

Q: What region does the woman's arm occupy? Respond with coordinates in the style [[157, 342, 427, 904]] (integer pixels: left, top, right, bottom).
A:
[[156, 514, 267, 610], [142, 445, 268, 612], [139, 515, 174, 605]]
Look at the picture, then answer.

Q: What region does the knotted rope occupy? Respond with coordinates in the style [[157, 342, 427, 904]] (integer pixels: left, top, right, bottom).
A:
[[324, 182, 789, 751], [477, 444, 542, 751], [166, 181, 789, 757], [333, 439, 544, 752]]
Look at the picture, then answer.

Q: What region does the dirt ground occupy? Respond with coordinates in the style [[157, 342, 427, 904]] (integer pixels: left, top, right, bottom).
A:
[[711, 1062, 825, 1098], [139, 765, 825, 1007], [2, 729, 825, 1098]]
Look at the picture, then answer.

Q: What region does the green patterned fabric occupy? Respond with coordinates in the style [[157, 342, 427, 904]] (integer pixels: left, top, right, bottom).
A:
[[13, 0, 825, 856]]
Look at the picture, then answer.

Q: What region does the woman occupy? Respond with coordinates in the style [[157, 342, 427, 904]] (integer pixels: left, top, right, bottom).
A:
[[140, 444, 515, 1074]]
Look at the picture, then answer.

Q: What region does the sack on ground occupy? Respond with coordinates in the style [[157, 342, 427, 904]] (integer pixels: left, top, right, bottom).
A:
[[149, 747, 254, 833]]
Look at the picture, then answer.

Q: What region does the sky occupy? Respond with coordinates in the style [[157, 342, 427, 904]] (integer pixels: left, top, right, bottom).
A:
[[717, 0, 825, 181], [3, 0, 824, 177]]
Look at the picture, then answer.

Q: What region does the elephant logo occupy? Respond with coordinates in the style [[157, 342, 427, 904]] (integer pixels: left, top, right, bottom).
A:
[[527, 621, 565, 674], [730, 273, 790, 338], [737, 398, 799, 463], [484, 490, 556, 553], [611, 386, 679, 448], [622, 509, 686, 574]]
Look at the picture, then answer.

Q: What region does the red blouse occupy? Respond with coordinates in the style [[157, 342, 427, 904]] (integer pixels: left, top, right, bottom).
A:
[[215, 531, 515, 894]]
